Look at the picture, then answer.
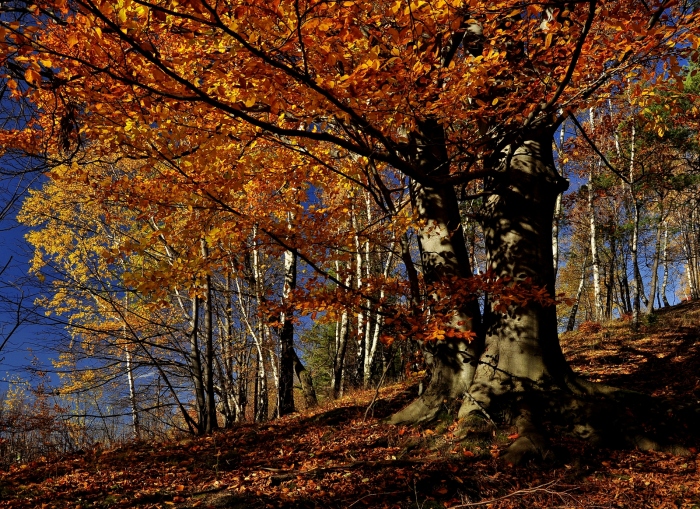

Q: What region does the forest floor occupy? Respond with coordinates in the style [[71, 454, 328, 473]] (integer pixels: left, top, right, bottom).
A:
[[2, 302, 700, 508]]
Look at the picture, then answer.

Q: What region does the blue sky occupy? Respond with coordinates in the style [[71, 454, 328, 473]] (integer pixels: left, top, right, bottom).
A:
[[0, 184, 58, 394]]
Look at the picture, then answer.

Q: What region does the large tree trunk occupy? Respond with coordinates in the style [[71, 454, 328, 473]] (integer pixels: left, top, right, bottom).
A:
[[390, 130, 688, 462], [390, 119, 483, 425], [462, 129, 571, 417]]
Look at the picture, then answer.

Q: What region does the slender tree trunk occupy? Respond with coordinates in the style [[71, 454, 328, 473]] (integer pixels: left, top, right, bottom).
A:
[[236, 351, 248, 422], [189, 296, 206, 434], [253, 353, 259, 421], [552, 120, 566, 279], [588, 109, 604, 321], [331, 261, 352, 399], [122, 295, 140, 440], [647, 217, 664, 314], [352, 205, 365, 386], [250, 228, 269, 421], [627, 123, 644, 327], [661, 222, 671, 307], [278, 246, 296, 416], [216, 274, 235, 428], [567, 249, 589, 332], [363, 245, 394, 386], [331, 308, 350, 399], [619, 266, 632, 315], [233, 272, 268, 421], [605, 237, 616, 320], [201, 240, 218, 433], [292, 350, 317, 409], [125, 347, 140, 439]]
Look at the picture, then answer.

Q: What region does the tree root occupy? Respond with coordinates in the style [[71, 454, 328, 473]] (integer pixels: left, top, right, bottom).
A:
[[501, 406, 550, 465], [459, 388, 695, 464], [391, 369, 698, 464], [388, 394, 443, 425]]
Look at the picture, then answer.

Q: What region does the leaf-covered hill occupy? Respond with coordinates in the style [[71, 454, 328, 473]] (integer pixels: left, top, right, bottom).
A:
[[2, 303, 700, 509]]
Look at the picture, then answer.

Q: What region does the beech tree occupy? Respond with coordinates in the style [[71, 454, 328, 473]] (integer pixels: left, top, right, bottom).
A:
[[2, 0, 700, 462]]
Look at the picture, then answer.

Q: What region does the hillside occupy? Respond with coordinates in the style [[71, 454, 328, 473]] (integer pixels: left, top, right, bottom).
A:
[[2, 302, 700, 509]]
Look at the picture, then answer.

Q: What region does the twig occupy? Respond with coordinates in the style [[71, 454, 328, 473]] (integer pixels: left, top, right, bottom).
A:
[[463, 391, 497, 428], [364, 361, 392, 421], [448, 480, 577, 508], [348, 491, 404, 507]]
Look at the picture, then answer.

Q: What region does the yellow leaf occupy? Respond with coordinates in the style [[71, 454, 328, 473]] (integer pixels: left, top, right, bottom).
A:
[[67, 34, 79, 47], [545, 32, 553, 50], [24, 68, 40, 84], [118, 8, 127, 24]]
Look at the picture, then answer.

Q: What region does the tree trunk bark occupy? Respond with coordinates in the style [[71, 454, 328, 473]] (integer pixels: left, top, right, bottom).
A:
[[351, 204, 365, 386], [189, 295, 207, 434], [292, 350, 318, 409], [201, 240, 218, 433], [390, 118, 483, 424], [661, 222, 671, 307], [605, 236, 616, 320], [331, 262, 351, 399], [462, 129, 571, 420], [278, 245, 297, 416], [566, 249, 589, 332], [122, 295, 140, 440], [588, 109, 604, 322], [647, 217, 664, 314], [552, 121, 566, 279]]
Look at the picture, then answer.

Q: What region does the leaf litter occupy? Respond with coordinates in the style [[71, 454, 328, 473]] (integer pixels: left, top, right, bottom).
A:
[[2, 302, 700, 508]]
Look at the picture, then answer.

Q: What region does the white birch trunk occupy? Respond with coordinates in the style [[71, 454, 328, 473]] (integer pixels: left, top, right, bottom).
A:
[[552, 119, 565, 277], [352, 204, 364, 384], [661, 222, 671, 307], [588, 108, 604, 321], [628, 123, 642, 326]]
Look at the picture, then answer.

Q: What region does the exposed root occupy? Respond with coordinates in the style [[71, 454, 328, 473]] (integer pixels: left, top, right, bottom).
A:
[[388, 395, 442, 425], [501, 406, 550, 465], [389, 342, 478, 425], [452, 386, 696, 463], [565, 375, 642, 398], [391, 360, 697, 461]]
